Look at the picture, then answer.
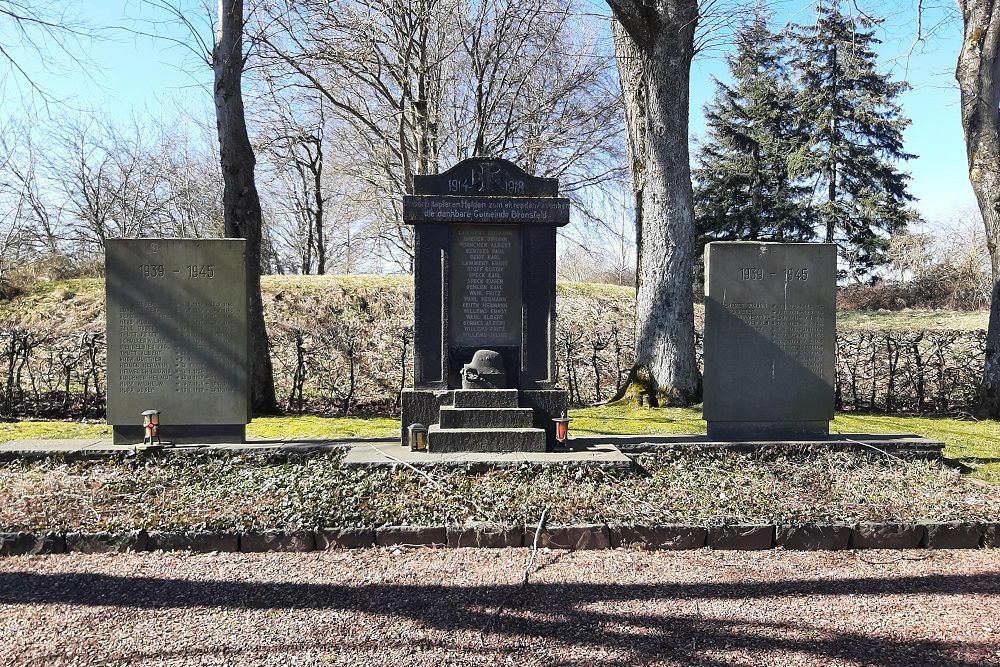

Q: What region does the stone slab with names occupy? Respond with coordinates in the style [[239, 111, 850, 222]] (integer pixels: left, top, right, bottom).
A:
[[400, 158, 570, 452], [105, 238, 250, 444], [702, 242, 836, 439]]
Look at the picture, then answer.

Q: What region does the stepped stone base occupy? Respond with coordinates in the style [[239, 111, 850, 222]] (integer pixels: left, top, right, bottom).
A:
[[402, 388, 568, 450], [427, 425, 547, 453], [454, 389, 519, 408], [439, 407, 534, 429]]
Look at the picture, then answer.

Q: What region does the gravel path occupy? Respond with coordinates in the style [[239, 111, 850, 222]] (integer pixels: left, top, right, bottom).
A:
[[1, 548, 998, 666]]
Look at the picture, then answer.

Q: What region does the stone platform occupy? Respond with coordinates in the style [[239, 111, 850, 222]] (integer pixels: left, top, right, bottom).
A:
[[573, 433, 945, 460], [344, 440, 631, 470], [0, 437, 633, 471], [0, 432, 945, 465]]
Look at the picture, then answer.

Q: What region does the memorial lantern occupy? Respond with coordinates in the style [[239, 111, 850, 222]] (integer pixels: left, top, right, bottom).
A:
[[142, 409, 161, 446], [552, 411, 571, 444], [408, 423, 428, 451]]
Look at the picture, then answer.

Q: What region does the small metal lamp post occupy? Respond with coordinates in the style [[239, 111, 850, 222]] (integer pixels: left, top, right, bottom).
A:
[[552, 411, 571, 445], [409, 423, 428, 451], [142, 409, 161, 446]]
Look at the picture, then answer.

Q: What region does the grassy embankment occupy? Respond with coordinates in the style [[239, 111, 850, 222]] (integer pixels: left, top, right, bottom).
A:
[[1, 277, 997, 483]]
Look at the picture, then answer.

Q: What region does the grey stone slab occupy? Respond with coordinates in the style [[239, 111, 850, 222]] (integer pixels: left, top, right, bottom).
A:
[[427, 425, 546, 453], [453, 389, 519, 408], [315, 528, 376, 550], [344, 441, 631, 471], [529, 524, 610, 550], [708, 422, 830, 440], [0, 532, 65, 556], [924, 522, 983, 549], [105, 238, 249, 437], [520, 389, 569, 447], [851, 523, 925, 549], [411, 223, 449, 388], [113, 424, 246, 445], [775, 524, 852, 550], [438, 407, 534, 429], [66, 531, 149, 554], [519, 226, 559, 387], [983, 523, 1000, 548], [703, 242, 836, 439], [0, 439, 107, 453], [241, 531, 316, 553], [447, 524, 523, 548], [400, 389, 453, 447], [592, 433, 944, 460], [148, 531, 239, 553], [610, 525, 707, 550], [375, 525, 447, 547], [708, 525, 774, 550]]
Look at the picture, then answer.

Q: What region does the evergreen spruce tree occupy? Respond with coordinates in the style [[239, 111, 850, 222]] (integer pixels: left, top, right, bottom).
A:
[[694, 7, 813, 247], [789, 1, 915, 279]]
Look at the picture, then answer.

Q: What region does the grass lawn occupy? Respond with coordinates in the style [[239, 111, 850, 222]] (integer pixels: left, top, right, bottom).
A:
[[2, 406, 999, 483]]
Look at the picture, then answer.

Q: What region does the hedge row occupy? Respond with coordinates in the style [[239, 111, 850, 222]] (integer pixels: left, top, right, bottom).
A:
[[0, 327, 984, 418]]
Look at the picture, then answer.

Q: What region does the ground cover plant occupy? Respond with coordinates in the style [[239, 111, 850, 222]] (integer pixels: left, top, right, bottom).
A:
[[1, 408, 999, 533], [1, 448, 997, 533]]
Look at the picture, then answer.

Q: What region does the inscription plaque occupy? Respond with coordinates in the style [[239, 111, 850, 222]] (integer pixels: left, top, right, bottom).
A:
[[449, 225, 521, 347], [106, 238, 249, 430], [703, 242, 836, 439], [403, 195, 569, 224]]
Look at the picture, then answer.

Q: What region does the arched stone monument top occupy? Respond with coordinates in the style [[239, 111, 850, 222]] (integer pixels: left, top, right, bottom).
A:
[[413, 157, 559, 197]]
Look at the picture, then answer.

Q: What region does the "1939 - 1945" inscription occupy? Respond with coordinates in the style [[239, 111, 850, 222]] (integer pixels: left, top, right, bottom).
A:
[[739, 267, 809, 281]]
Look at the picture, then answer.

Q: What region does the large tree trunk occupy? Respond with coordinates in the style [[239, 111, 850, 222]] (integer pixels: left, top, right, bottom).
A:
[[957, 0, 1000, 417], [214, 0, 278, 413], [608, 0, 701, 406]]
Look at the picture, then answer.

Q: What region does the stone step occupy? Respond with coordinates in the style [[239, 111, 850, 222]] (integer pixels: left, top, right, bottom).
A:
[[427, 425, 546, 453], [438, 407, 534, 429], [453, 389, 519, 409]]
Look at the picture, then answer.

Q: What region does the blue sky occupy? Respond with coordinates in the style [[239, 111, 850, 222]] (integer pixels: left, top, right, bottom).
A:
[[0, 0, 975, 225]]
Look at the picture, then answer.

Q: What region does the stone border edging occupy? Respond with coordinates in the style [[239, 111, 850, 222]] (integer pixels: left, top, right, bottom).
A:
[[1, 521, 997, 556]]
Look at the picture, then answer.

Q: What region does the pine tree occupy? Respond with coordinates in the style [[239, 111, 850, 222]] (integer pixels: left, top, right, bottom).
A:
[[694, 7, 813, 247], [789, 1, 915, 279]]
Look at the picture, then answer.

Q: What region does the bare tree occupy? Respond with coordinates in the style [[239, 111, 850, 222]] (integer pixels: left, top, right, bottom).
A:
[[606, 0, 701, 406], [0, 1, 98, 110], [956, 0, 1000, 416], [253, 0, 624, 270], [215, 0, 278, 412]]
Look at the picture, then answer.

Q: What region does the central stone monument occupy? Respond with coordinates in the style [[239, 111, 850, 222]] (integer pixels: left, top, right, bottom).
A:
[[400, 158, 570, 452], [703, 242, 836, 439]]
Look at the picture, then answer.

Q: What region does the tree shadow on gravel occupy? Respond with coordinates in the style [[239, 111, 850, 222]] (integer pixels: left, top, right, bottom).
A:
[[2, 571, 998, 666]]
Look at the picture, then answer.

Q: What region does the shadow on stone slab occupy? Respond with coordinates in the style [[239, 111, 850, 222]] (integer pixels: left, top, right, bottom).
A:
[[315, 528, 375, 550], [375, 526, 447, 547], [979, 523, 1000, 548], [851, 523, 924, 549], [610, 525, 707, 550], [241, 531, 316, 553], [66, 531, 149, 554], [775, 525, 851, 551], [708, 525, 774, 551], [447, 524, 523, 548], [924, 522, 983, 549], [148, 531, 239, 553], [0, 532, 66, 556], [527, 524, 610, 550]]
